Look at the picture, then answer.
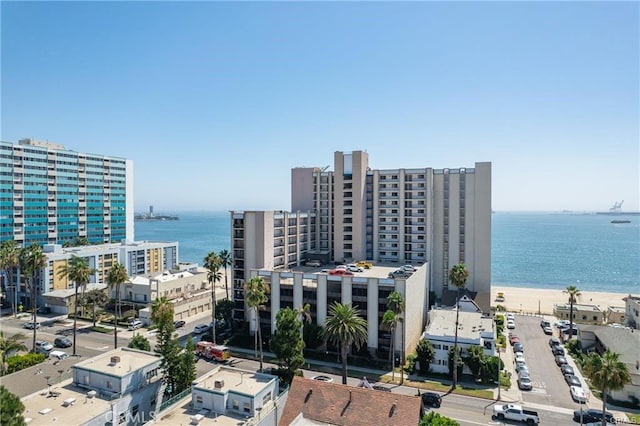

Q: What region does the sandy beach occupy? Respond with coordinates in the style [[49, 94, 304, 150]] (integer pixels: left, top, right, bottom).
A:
[[491, 286, 632, 316]]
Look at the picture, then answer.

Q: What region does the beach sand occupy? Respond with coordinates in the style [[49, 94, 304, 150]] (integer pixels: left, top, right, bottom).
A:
[[491, 286, 631, 316]]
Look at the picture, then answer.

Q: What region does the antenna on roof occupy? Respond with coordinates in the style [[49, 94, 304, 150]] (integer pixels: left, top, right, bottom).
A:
[[321, 165, 330, 172]]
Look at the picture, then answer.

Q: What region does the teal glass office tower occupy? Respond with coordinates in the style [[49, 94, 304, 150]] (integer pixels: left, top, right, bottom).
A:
[[0, 139, 134, 246]]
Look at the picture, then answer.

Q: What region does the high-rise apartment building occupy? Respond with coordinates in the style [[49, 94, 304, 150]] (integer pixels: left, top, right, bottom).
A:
[[0, 138, 134, 247], [291, 150, 492, 310]]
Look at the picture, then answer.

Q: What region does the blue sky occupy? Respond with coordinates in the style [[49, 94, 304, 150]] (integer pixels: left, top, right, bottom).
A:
[[2, 1, 638, 212]]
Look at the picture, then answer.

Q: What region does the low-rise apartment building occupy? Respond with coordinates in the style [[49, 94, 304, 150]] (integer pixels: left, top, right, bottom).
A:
[[421, 308, 496, 374], [624, 294, 640, 329]]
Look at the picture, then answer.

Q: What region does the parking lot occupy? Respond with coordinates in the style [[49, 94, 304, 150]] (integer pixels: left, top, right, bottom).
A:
[[508, 314, 590, 411]]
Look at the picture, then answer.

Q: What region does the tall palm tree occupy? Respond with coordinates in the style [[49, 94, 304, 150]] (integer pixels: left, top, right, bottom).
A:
[[81, 288, 109, 327], [563, 285, 581, 339], [106, 263, 129, 349], [322, 302, 368, 385], [19, 244, 47, 352], [204, 252, 223, 343], [387, 291, 406, 384], [449, 262, 469, 389], [382, 309, 399, 381], [245, 276, 269, 371], [57, 255, 96, 356], [0, 330, 27, 376], [0, 241, 21, 318], [218, 249, 231, 300], [584, 349, 632, 425], [151, 296, 174, 326]]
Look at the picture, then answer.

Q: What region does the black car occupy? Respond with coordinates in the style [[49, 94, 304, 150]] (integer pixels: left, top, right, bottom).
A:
[[552, 345, 565, 356], [173, 320, 186, 328], [561, 364, 575, 375], [555, 355, 568, 366], [54, 337, 72, 348], [513, 343, 524, 353], [573, 408, 616, 423], [421, 392, 442, 408], [549, 337, 562, 348], [564, 374, 581, 387]]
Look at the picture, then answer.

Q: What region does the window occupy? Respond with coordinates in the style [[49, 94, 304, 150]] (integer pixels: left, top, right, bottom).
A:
[[196, 395, 203, 404], [243, 402, 251, 413], [106, 381, 113, 389], [232, 400, 240, 410], [118, 412, 127, 424], [263, 393, 272, 404]]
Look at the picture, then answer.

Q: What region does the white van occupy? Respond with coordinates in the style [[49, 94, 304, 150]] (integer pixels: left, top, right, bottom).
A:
[[128, 319, 143, 330], [50, 350, 69, 360]]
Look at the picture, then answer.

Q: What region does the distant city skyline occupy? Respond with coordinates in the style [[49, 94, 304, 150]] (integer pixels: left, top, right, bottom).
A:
[[2, 2, 638, 212]]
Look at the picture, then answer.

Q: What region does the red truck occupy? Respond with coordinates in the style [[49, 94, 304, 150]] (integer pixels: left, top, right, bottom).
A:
[[195, 342, 231, 362]]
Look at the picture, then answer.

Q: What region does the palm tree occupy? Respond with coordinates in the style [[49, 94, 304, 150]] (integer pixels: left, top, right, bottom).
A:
[[322, 302, 368, 385], [204, 252, 223, 343], [151, 296, 174, 326], [563, 285, 581, 339], [19, 244, 47, 352], [387, 291, 406, 384], [0, 241, 21, 318], [106, 263, 129, 349], [449, 262, 469, 389], [0, 330, 27, 376], [218, 249, 231, 300], [584, 349, 632, 425], [245, 276, 269, 371], [57, 255, 96, 356], [81, 288, 109, 327], [382, 309, 399, 381]]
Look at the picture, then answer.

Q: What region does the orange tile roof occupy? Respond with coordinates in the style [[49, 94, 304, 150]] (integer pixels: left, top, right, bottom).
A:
[[279, 376, 422, 426]]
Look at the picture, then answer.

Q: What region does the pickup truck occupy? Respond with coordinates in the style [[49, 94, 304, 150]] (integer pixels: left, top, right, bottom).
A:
[[492, 404, 539, 425]]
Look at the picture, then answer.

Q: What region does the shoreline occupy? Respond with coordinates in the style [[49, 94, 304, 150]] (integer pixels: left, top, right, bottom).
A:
[[491, 285, 633, 316]]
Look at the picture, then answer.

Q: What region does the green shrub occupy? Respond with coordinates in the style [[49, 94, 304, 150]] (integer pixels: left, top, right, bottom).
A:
[[7, 353, 46, 374], [495, 305, 506, 312], [405, 353, 417, 374]]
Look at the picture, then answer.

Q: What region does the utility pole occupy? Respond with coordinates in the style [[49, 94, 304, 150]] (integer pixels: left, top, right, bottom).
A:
[[497, 346, 502, 400]]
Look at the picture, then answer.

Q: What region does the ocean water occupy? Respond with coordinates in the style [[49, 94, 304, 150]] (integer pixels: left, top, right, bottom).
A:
[[134, 211, 640, 294]]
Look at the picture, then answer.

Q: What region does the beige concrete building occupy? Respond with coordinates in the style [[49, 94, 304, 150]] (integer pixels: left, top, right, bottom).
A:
[[606, 306, 627, 325], [553, 303, 605, 325], [624, 294, 640, 329]]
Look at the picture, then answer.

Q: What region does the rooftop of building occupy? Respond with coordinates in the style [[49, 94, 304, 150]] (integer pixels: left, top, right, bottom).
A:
[[193, 366, 277, 396], [624, 294, 640, 302], [279, 376, 422, 426], [607, 306, 626, 313], [555, 303, 603, 312], [129, 269, 205, 286], [153, 398, 257, 426], [43, 283, 107, 298], [424, 309, 494, 341], [21, 379, 112, 426], [42, 240, 178, 257], [268, 262, 426, 282], [578, 325, 640, 369], [72, 347, 161, 378]]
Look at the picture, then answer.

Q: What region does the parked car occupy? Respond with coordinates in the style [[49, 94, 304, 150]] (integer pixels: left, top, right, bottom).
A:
[[542, 325, 553, 335], [518, 369, 530, 380], [572, 408, 616, 424], [193, 324, 211, 334], [556, 320, 570, 328], [35, 340, 54, 352], [561, 364, 575, 376], [356, 261, 373, 269], [23, 321, 40, 330], [514, 353, 526, 364], [549, 337, 562, 348], [517, 377, 533, 391], [555, 355, 568, 366], [305, 260, 321, 267], [552, 345, 565, 356], [345, 264, 363, 272], [36, 306, 51, 314], [515, 364, 529, 376], [50, 350, 69, 360], [509, 334, 520, 345], [328, 269, 354, 276], [173, 320, 186, 329], [311, 375, 334, 383], [388, 269, 411, 279], [506, 313, 515, 321], [570, 385, 587, 403], [507, 320, 516, 329], [128, 319, 143, 330], [421, 392, 442, 408], [492, 404, 539, 425], [513, 343, 524, 353], [401, 265, 416, 272], [540, 319, 551, 328], [565, 374, 582, 387], [54, 337, 72, 348]]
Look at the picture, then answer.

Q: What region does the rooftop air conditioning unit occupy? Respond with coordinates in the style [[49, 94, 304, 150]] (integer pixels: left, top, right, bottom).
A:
[[110, 356, 121, 364], [214, 380, 224, 389], [87, 390, 97, 398]]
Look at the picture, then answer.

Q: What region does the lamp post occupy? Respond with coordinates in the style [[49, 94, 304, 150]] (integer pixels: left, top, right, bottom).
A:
[[497, 346, 502, 401]]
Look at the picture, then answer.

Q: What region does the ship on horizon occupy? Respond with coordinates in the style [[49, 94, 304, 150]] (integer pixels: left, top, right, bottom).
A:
[[596, 200, 640, 216], [135, 205, 179, 221]]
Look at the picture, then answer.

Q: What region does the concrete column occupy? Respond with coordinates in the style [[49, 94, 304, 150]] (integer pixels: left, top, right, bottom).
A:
[[293, 273, 303, 310], [270, 273, 281, 334], [341, 278, 352, 306], [317, 276, 327, 325], [367, 279, 379, 350]]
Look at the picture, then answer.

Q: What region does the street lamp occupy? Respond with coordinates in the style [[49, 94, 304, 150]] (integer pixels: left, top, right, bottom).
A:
[[497, 346, 502, 401]]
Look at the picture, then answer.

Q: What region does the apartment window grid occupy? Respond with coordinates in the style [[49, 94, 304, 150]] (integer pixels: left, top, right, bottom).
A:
[[443, 173, 450, 287], [459, 174, 466, 262]]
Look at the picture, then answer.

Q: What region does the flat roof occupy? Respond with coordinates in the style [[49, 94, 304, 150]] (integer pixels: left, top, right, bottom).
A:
[[425, 309, 494, 341], [72, 347, 161, 378], [281, 262, 425, 280], [154, 399, 256, 426], [194, 366, 275, 396], [555, 303, 603, 312], [43, 283, 107, 298], [21, 379, 111, 426]]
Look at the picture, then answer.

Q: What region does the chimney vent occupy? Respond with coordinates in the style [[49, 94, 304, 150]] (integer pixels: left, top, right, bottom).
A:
[[110, 356, 121, 364]]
